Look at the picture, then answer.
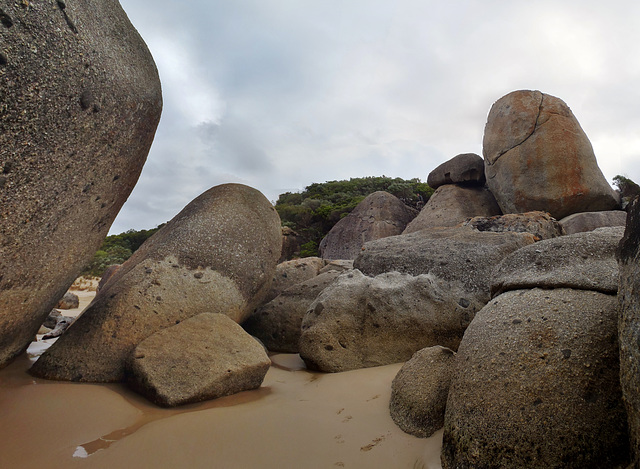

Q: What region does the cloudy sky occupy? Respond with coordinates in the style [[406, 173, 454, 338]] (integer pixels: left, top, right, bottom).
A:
[[111, 0, 640, 233]]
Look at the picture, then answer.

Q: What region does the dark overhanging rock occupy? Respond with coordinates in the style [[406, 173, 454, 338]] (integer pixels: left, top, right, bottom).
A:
[[0, 0, 162, 368]]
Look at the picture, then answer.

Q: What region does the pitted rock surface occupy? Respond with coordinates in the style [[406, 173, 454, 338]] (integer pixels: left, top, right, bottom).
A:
[[30, 184, 281, 382], [0, 0, 162, 369]]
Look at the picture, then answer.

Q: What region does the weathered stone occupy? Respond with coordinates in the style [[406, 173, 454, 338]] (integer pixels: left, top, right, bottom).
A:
[[427, 153, 485, 189], [403, 185, 501, 234], [319, 191, 418, 260], [264, 257, 326, 304], [462, 211, 564, 240], [97, 264, 121, 293], [30, 184, 281, 382], [483, 90, 618, 219], [617, 197, 640, 467], [279, 226, 304, 262], [126, 313, 271, 407], [442, 288, 629, 469], [560, 210, 627, 235], [42, 315, 74, 340], [318, 259, 354, 274], [56, 292, 79, 310], [390, 346, 455, 438], [243, 270, 342, 353], [355, 227, 535, 304], [0, 0, 162, 369], [299, 270, 483, 372], [491, 226, 624, 297]]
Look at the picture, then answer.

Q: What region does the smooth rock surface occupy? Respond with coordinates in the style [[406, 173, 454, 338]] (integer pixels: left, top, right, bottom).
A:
[[30, 184, 281, 382], [462, 211, 564, 240], [617, 197, 640, 467], [427, 153, 485, 189], [243, 270, 342, 353], [126, 313, 271, 407], [442, 288, 629, 469], [299, 270, 483, 372], [491, 226, 624, 297], [0, 0, 162, 368], [483, 90, 618, 219], [560, 210, 627, 234], [390, 346, 455, 438], [355, 227, 535, 304], [319, 191, 417, 260], [403, 185, 501, 234]]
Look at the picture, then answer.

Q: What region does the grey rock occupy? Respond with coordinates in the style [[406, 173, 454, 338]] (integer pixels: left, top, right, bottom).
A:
[[242, 270, 342, 353], [427, 153, 485, 189], [617, 197, 640, 467], [491, 226, 624, 297], [299, 270, 483, 372], [560, 210, 627, 235], [319, 191, 418, 260], [442, 288, 629, 469], [126, 313, 271, 407], [56, 292, 79, 310], [30, 184, 281, 382], [0, 0, 162, 369], [264, 257, 326, 304], [462, 211, 565, 240], [403, 185, 501, 234], [483, 90, 618, 219], [42, 316, 74, 340], [318, 259, 354, 274], [355, 227, 536, 304], [390, 346, 456, 438]]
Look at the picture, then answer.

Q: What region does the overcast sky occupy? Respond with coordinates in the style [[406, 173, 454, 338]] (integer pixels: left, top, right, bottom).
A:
[[110, 0, 640, 234]]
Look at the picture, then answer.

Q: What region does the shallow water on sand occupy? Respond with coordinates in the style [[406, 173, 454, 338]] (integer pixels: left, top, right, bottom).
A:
[[1, 325, 442, 468]]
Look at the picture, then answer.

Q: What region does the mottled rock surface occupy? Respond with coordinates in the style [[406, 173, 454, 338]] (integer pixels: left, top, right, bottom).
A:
[[491, 226, 623, 297], [319, 191, 417, 260], [31, 184, 281, 382], [483, 90, 618, 219], [442, 288, 629, 469], [355, 227, 535, 304], [299, 270, 483, 372], [427, 153, 485, 189], [390, 346, 455, 438], [403, 185, 501, 234], [243, 270, 342, 353], [264, 257, 326, 304], [462, 211, 564, 240], [617, 197, 640, 467], [55, 292, 79, 310], [0, 0, 162, 368], [560, 210, 627, 235], [126, 313, 271, 407]]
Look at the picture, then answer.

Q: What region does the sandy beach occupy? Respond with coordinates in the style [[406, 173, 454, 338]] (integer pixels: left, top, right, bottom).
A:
[[0, 290, 442, 469]]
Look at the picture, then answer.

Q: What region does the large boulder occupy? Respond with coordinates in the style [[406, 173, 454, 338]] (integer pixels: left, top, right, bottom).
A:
[[30, 184, 281, 382], [427, 153, 485, 189], [402, 185, 501, 234], [462, 211, 565, 241], [264, 257, 326, 304], [242, 270, 343, 353], [319, 191, 418, 260], [0, 0, 162, 368], [55, 292, 80, 310], [560, 210, 627, 235], [279, 226, 304, 262], [442, 288, 629, 469], [389, 346, 455, 438], [491, 226, 623, 297], [354, 227, 536, 304], [299, 270, 483, 372], [126, 313, 271, 407], [483, 90, 618, 219], [617, 197, 640, 466]]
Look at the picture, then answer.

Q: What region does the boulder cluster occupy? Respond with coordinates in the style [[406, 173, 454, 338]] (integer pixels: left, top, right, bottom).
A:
[[2, 30, 638, 465]]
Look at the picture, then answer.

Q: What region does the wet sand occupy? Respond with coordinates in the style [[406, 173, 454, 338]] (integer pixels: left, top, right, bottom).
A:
[[0, 290, 443, 469]]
